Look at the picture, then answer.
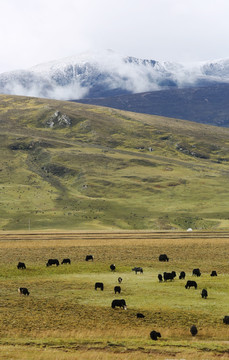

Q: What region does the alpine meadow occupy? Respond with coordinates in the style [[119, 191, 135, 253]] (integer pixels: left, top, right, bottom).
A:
[[0, 94, 229, 359]]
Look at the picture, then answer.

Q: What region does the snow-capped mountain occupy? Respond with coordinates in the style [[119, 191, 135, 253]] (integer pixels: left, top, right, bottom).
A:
[[0, 50, 229, 100]]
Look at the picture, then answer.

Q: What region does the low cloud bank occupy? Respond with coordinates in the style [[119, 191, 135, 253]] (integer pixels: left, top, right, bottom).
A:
[[0, 71, 89, 100]]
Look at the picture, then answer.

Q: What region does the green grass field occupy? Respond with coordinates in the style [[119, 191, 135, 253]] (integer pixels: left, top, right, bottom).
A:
[[1, 94, 229, 231], [0, 231, 228, 359]]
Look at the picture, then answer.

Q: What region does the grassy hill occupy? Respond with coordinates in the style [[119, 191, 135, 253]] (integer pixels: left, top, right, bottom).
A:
[[1, 94, 229, 231]]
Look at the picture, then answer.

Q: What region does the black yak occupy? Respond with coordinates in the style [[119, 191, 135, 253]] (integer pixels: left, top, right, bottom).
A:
[[192, 268, 201, 277], [114, 286, 121, 294], [18, 287, 30, 296], [210, 270, 217, 277], [201, 289, 208, 299], [111, 299, 127, 309], [110, 264, 116, 271], [61, 258, 71, 264], [95, 282, 104, 291], [137, 313, 145, 318], [179, 271, 186, 280], [185, 280, 197, 289], [190, 325, 198, 336], [158, 274, 163, 282], [163, 272, 175, 281], [132, 267, 143, 274], [46, 259, 59, 267], [150, 330, 161, 340], [17, 262, 26, 269], [159, 254, 169, 262]]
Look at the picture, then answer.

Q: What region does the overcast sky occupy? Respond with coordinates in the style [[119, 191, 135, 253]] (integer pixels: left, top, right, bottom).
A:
[[1, 0, 229, 73]]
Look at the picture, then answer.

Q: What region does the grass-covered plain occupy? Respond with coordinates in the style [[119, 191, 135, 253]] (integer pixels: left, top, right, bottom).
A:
[[0, 231, 228, 359], [1, 94, 229, 231]]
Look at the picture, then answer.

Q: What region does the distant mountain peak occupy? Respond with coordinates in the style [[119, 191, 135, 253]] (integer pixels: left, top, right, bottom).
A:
[[1, 51, 229, 100]]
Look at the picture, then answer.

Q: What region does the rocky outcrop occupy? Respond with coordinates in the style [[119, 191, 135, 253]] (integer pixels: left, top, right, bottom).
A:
[[45, 111, 71, 128]]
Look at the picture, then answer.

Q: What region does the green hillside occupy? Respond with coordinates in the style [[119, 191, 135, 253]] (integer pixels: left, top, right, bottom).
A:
[[1, 94, 229, 231]]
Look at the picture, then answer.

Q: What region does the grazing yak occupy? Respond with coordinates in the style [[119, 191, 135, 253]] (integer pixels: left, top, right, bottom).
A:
[[18, 287, 30, 296], [179, 271, 186, 280], [163, 272, 175, 281], [201, 289, 208, 299], [95, 282, 104, 291], [150, 330, 161, 340], [85, 255, 94, 261], [61, 258, 71, 265], [137, 313, 145, 318], [114, 286, 121, 294], [190, 325, 198, 336], [159, 254, 169, 262], [118, 277, 122, 283], [110, 264, 116, 271], [46, 259, 59, 267], [185, 280, 197, 289], [132, 267, 143, 274], [210, 270, 217, 277], [223, 316, 229, 324], [158, 274, 163, 282], [192, 268, 201, 277], [111, 299, 127, 309], [17, 262, 26, 269]]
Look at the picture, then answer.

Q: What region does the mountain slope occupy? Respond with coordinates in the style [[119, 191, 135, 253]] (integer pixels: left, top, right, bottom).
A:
[[1, 94, 229, 231], [76, 83, 229, 127], [1, 50, 229, 100]]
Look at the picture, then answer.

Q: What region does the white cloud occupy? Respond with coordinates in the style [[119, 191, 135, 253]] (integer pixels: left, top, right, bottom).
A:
[[1, 0, 229, 73]]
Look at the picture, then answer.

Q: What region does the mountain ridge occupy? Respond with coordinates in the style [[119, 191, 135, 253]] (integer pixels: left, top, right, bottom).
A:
[[75, 82, 229, 128], [1, 50, 229, 100]]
